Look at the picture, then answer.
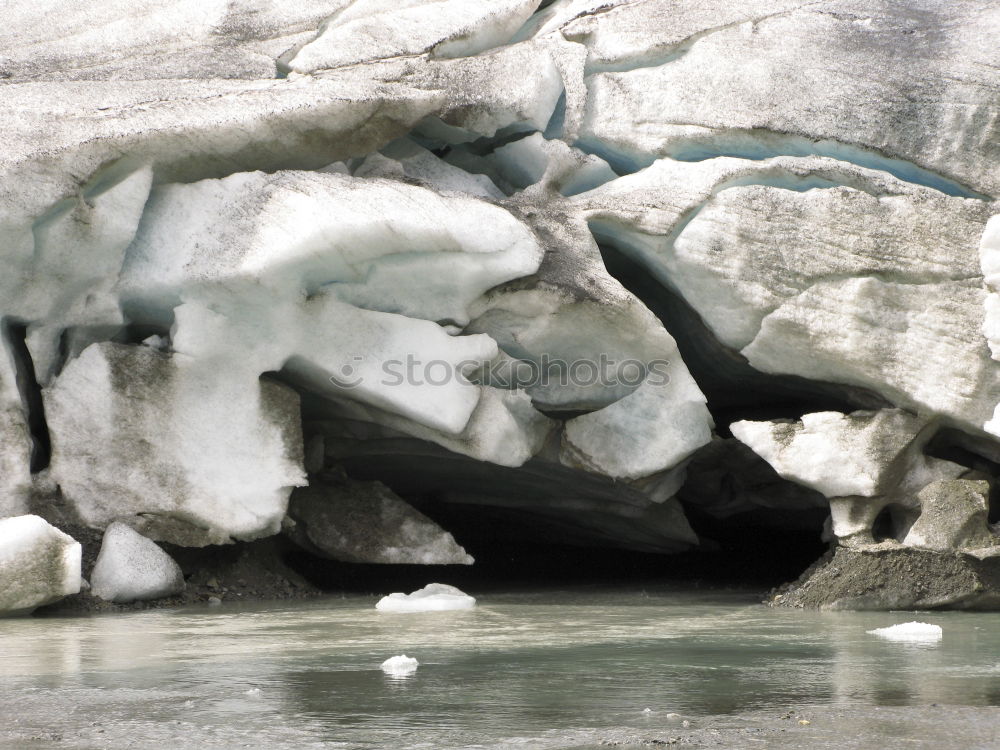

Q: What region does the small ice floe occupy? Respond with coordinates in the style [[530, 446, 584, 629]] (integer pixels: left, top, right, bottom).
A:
[[244, 688, 261, 696], [867, 621, 943, 642], [375, 583, 476, 613], [380, 655, 419, 676]]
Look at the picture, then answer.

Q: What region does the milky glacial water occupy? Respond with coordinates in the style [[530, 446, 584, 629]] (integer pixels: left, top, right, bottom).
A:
[[3, 587, 1000, 749]]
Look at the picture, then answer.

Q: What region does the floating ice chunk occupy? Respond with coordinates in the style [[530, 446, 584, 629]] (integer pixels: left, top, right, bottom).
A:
[[867, 622, 943, 642], [380, 655, 419, 676], [90, 522, 185, 603], [375, 583, 476, 612]]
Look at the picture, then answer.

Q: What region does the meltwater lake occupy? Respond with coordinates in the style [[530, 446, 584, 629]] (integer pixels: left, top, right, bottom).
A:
[[2, 587, 999, 749]]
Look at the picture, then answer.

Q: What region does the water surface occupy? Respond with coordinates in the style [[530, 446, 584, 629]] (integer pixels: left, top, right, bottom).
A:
[[3, 586, 999, 748]]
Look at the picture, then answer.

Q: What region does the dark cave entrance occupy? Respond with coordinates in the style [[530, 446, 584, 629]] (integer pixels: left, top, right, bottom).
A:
[[279, 481, 830, 596]]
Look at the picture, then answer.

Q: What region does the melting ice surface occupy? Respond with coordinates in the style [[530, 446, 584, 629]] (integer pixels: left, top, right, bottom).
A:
[[2, 587, 1000, 749]]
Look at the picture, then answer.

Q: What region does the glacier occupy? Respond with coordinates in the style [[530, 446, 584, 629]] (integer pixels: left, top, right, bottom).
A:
[[0, 0, 998, 614]]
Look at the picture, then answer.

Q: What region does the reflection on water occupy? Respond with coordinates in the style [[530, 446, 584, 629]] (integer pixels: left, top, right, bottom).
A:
[[2, 587, 1000, 748]]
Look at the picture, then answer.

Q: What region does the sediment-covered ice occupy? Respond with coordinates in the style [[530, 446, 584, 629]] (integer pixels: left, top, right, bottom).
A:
[[578, 3, 1000, 195], [0, 0, 348, 81], [116, 169, 552, 464], [284, 0, 541, 74], [44, 342, 305, 545], [375, 583, 476, 613], [0, 355, 32, 518], [0, 515, 81, 615]]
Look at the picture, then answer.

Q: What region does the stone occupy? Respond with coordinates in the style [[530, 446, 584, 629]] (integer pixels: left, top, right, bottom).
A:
[[286, 475, 473, 565], [902, 480, 996, 552], [769, 546, 1000, 611], [90, 522, 185, 603], [0, 515, 81, 615]]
